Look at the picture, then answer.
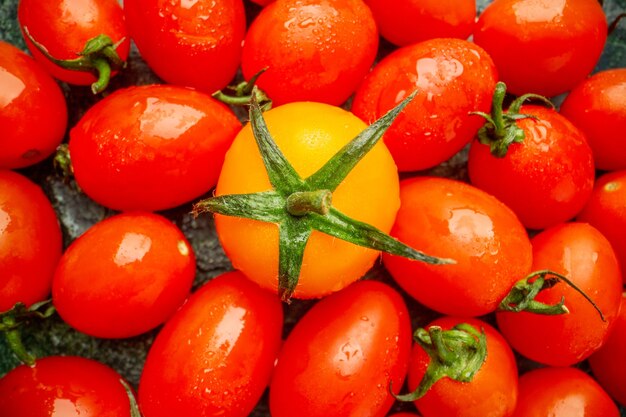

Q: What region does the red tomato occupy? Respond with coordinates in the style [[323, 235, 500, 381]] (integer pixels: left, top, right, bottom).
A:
[[474, 0, 607, 97], [138, 271, 283, 417], [0, 356, 132, 417], [383, 177, 532, 317], [468, 105, 595, 230], [18, 0, 129, 86], [560, 69, 626, 171], [0, 41, 67, 169], [496, 223, 623, 366], [408, 317, 518, 417], [351, 38, 497, 171], [364, 0, 475, 46], [270, 280, 412, 417], [511, 367, 619, 417], [241, 0, 378, 106], [125, 0, 245, 93], [69, 85, 241, 211], [52, 212, 195, 338], [0, 170, 62, 312]]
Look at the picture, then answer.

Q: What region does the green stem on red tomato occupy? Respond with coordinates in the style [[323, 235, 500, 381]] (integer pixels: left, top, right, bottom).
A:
[[3, 322, 35, 367], [120, 379, 143, 417], [90, 57, 112, 94], [212, 68, 273, 111]]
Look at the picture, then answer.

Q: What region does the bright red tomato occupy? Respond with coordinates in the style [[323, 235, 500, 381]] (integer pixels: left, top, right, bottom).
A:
[[560, 68, 626, 171], [474, 0, 607, 97], [138, 271, 283, 417], [125, 0, 246, 93], [241, 0, 378, 106], [270, 280, 412, 417], [351, 38, 497, 171], [383, 177, 532, 317], [496, 222, 623, 366], [0, 41, 67, 169], [69, 84, 241, 211], [0, 170, 62, 312], [0, 355, 133, 417], [52, 212, 195, 338]]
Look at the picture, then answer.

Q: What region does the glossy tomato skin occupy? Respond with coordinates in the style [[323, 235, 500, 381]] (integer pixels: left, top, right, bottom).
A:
[[560, 69, 626, 171], [18, 0, 129, 86], [125, 0, 245, 93], [0, 41, 67, 169], [474, 0, 606, 97], [511, 367, 619, 417], [242, 0, 378, 106], [468, 105, 595, 230], [52, 212, 195, 338], [138, 271, 283, 417], [270, 280, 412, 417], [496, 223, 623, 366], [364, 0, 475, 46], [352, 38, 497, 172], [0, 170, 62, 312], [409, 318, 518, 417], [0, 356, 132, 417], [215, 102, 400, 299], [69, 85, 241, 211], [383, 177, 532, 317]]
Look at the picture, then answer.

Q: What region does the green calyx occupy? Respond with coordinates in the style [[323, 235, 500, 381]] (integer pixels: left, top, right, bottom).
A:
[[212, 68, 273, 111], [23, 27, 126, 94], [120, 379, 143, 417], [394, 323, 488, 402], [193, 91, 453, 302], [471, 81, 554, 158]]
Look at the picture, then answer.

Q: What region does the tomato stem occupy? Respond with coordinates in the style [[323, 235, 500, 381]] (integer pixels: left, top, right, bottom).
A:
[[286, 190, 332, 216], [4, 322, 35, 366], [0, 301, 55, 366], [212, 68, 273, 111], [120, 379, 143, 417]]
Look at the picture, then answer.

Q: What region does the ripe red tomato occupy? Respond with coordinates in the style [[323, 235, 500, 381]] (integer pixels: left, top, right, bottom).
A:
[[125, 0, 246, 93], [511, 367, 619, 417], [383, 177, 532, 317], [0, 41, 67, 169], [351, 38, 497, 171], [496, 222, 623, 366], [0, 355, 133, 417], [69, 84, 241, 211], [270, 280, 412, 417], [0, 170, 62, 312], [474, 0, 607, 97], [468, 105, 595, 230], [560, 69, 626, 171], [363, 0, 475, 46], [138, 271, 283, 417], [241, 0, 378, 106]]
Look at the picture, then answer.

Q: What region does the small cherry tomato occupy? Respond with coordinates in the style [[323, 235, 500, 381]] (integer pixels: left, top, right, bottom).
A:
[[352, 38, 497, 171], [0, 170, 62, 312], [138, 271, 283, 417], [242, 0, 378, 106], [52, 212, 195, 338], [474, 0, 607, 97], [496, 222, 623, 366], [69, 84, 241, 211], [0, 41, 67, 169], [383, 177, 532, 317], [270, 280, 412, 417], [560, 68, 626, 171]]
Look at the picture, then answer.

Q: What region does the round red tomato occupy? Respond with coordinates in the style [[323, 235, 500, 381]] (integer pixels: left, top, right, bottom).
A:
[[383, 177, 532, 317], [0, 355, 133, 417], [125, 0, 245, 93], [560, 68, 626, 171], [474, 0, 607, 97], [0, 170, 62, 312], [52, 212, 195, 338], [496, 222, 623, 366], [69, 84, 241, 211], [270, 280, 412, 417], [0, 41, 67, 169], [138, 271, 283, 417], [351, 38, 497, 172], [241, 0, 378, 106]]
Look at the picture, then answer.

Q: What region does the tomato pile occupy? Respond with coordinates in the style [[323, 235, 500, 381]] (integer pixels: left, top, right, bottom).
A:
[[1, 0, 626, 416]]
